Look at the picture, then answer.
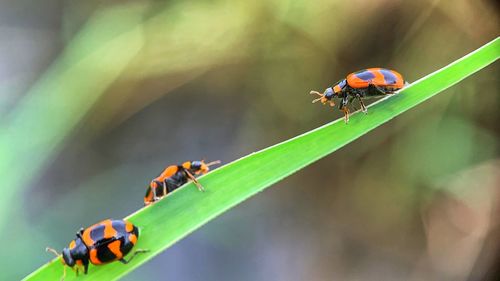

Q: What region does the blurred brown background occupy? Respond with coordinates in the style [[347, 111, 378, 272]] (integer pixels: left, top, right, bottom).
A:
[[0, 0, 498, 280]]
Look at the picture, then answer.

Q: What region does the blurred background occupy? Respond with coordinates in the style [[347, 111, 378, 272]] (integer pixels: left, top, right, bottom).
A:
[[0, 0, 499, 280]]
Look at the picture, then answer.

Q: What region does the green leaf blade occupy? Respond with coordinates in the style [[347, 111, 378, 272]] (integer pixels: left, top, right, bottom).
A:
[[23, 37, 499, 281]]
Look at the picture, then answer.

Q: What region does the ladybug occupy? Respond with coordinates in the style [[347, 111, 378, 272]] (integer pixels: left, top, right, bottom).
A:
[[144, 160, 221, 205], [310, 68, 406, 123], [46, 219, 147, 280]]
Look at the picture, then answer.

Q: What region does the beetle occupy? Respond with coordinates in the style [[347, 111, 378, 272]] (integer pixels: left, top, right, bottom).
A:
[[310, 68, 406, 123], [144, 160, 221, 205], [46, 219, 148, 280]]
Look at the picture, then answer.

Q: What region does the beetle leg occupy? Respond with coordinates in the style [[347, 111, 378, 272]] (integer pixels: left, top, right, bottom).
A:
[[359, 98, 367, 113], [83, 259, 89, 275], [342, 107, 350, 123], [185, 169, 205, 192], [338, 94, 348, 108], [343, 97, 350, 122], [369, 83, 389, 95], [152, 185, 158, 201], [163, 179, 168, 197], [348, 97, 358, 111], [355, 94, 367, 113], [338, 95, 350, 123], [119, 249, 149, 264]]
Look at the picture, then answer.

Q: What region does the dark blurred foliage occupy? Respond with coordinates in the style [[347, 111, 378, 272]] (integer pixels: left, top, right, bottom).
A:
[[0, 0, 498, 280]]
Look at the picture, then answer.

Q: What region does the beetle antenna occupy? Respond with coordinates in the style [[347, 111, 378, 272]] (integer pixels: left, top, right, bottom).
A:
[[205, 160, 221, 167], [312, 97, 323, 103], [61, 265, 67, 281], [46, 247, 67, 281], [46, 247, 60, 257], [310, 91, 325, 103]]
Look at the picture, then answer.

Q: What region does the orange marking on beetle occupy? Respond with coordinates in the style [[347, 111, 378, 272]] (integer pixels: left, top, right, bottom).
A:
[[392, 71, 405, 88], [125, 221, 134, 233], [107, 240, 123, 259], [82, 220, 111, 246], [154, 165, 178, 182], [82, 228, 94, 246], [103, 220, 117, 239], [182, 161, 191, 170], [129, 233, 137, 245], [346, 72, 369, 88], [89, 248, 102, 265], [371, 68, 385, 85], [69, 240, 76, 249], [333, 84, 341, 94]]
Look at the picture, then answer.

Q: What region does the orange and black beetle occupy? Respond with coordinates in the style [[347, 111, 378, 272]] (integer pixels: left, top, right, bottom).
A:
[[46, 219, 147, 280], [310, 68, 406, 122], [144, 160, 220, 205]]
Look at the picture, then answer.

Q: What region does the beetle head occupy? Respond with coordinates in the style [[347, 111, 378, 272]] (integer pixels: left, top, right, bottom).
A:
[[61, 247, 75, 267], [191, 160, 221, 175], [310, 87, 336, 107]]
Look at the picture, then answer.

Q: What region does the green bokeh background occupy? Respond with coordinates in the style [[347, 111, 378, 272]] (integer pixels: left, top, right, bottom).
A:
[[1, 1, 498, 280]]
